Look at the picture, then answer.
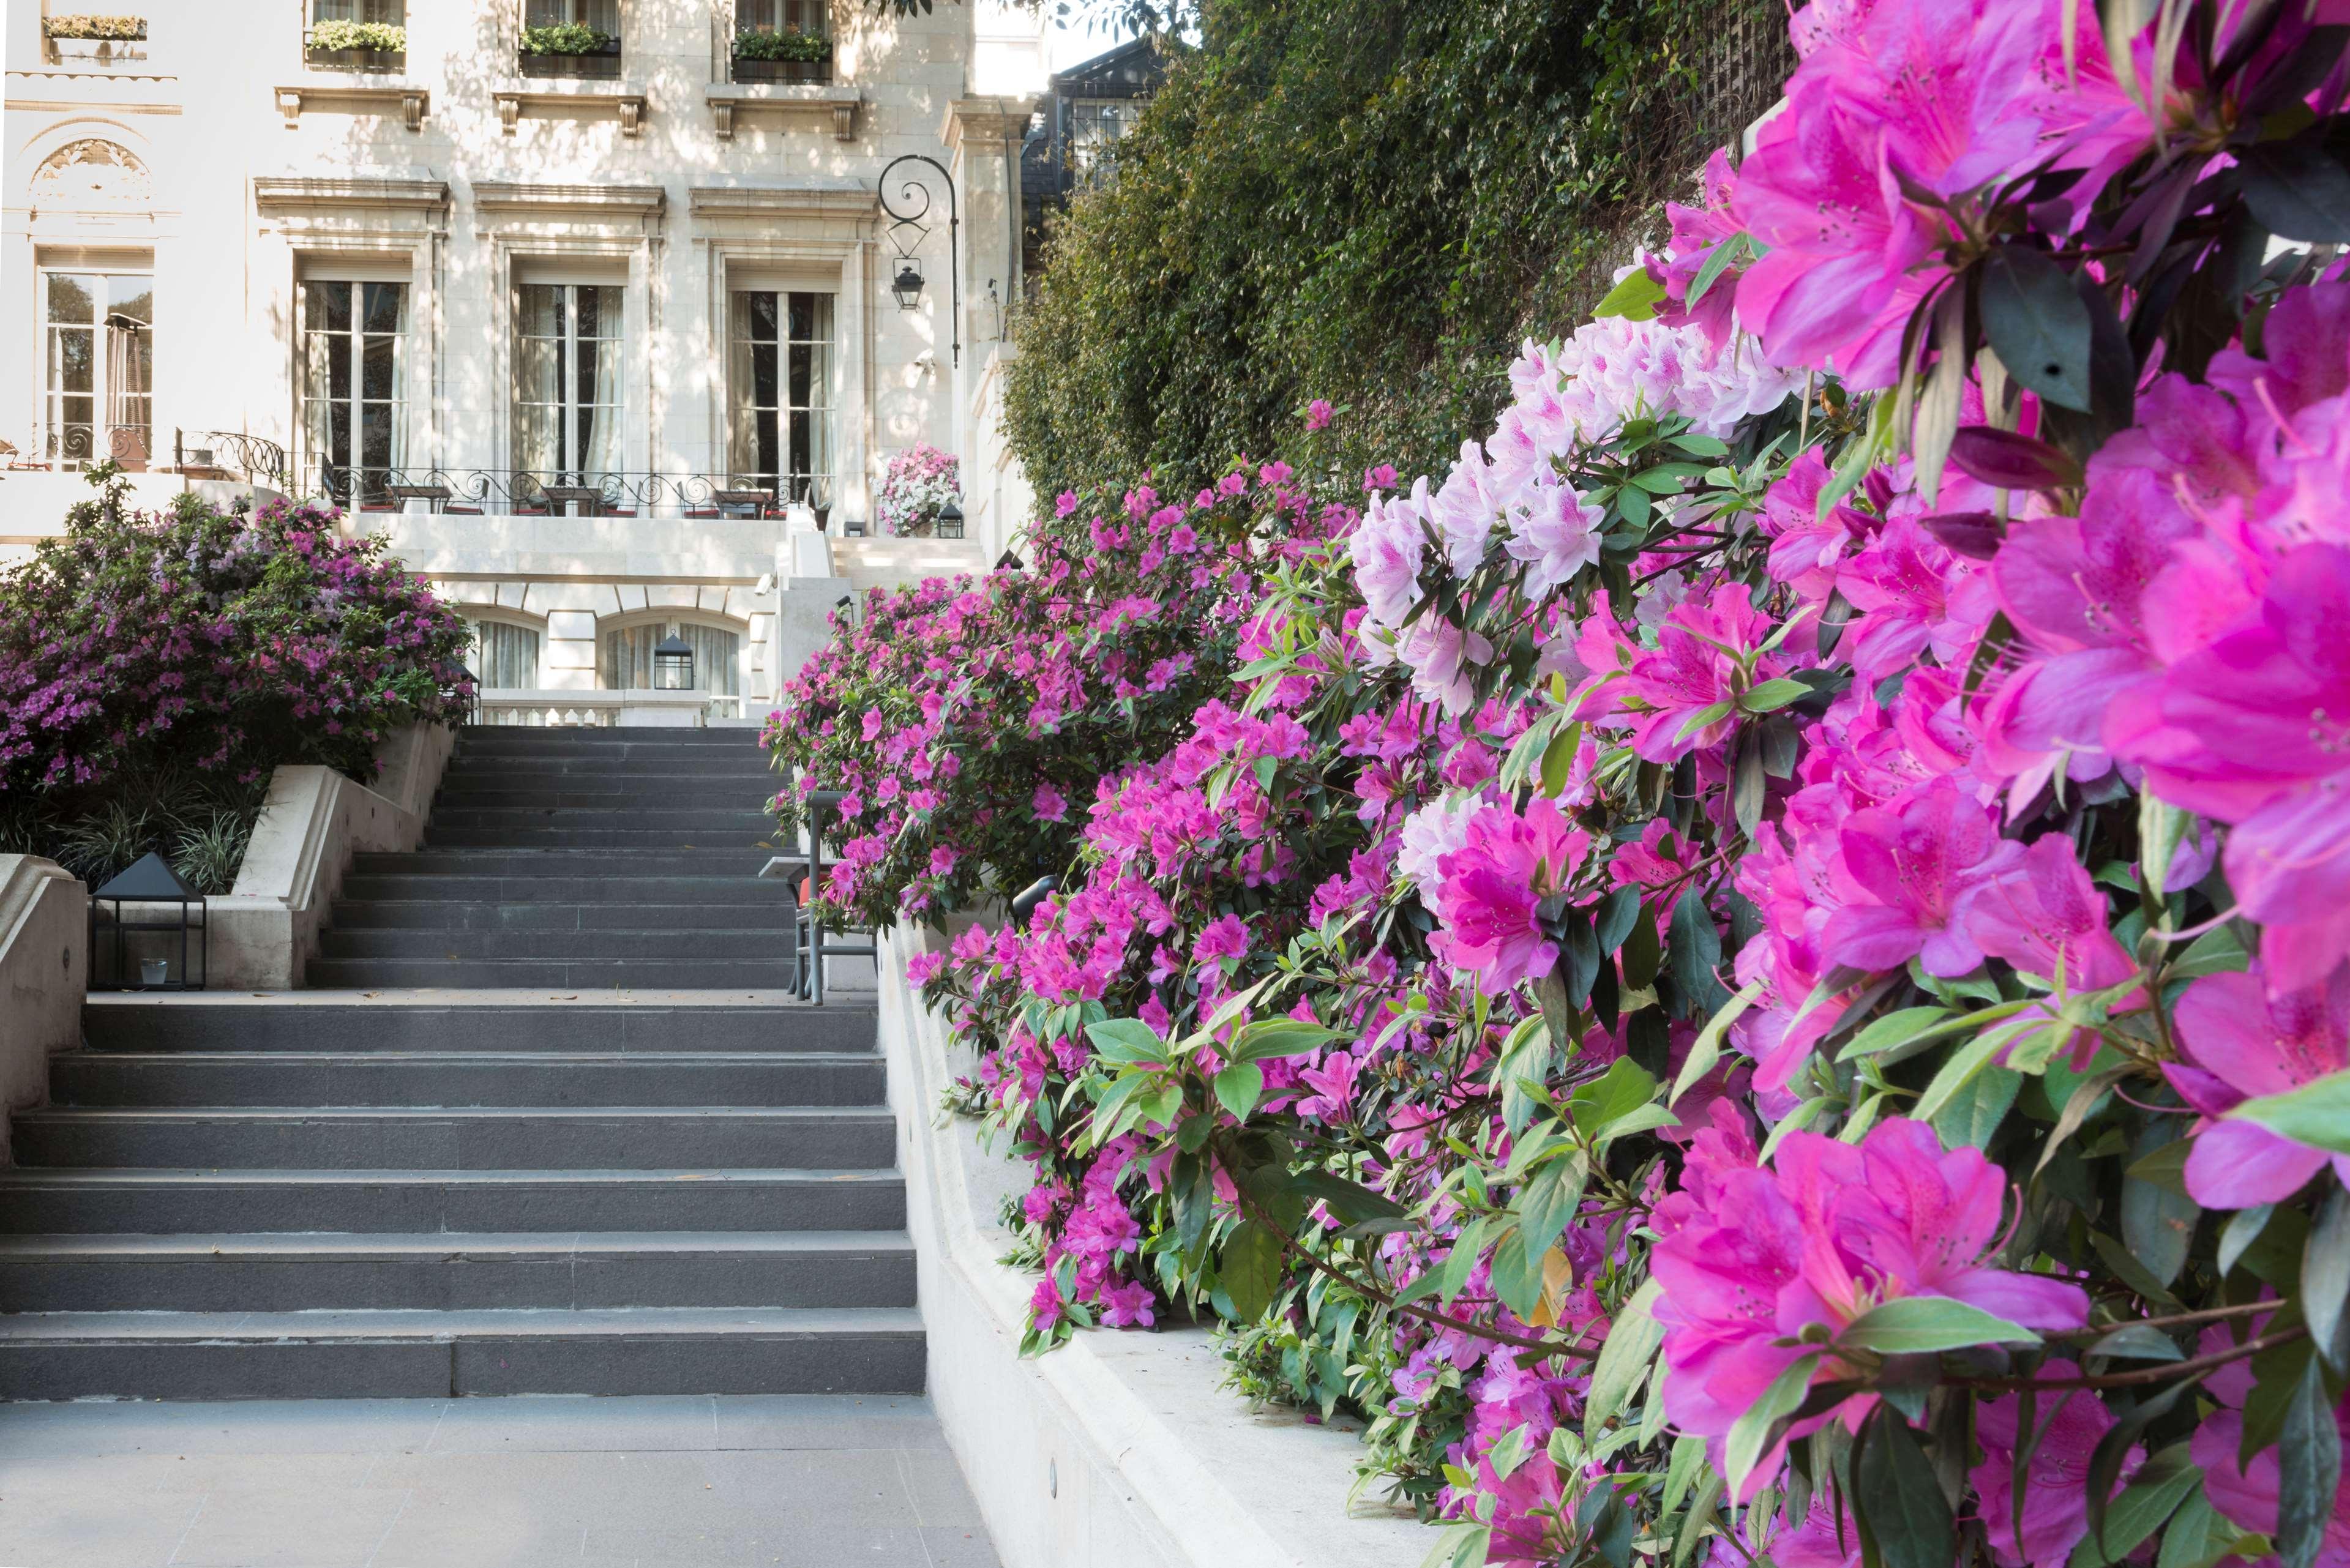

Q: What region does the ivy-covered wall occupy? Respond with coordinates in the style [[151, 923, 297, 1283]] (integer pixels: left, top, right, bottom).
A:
[[1002, 0, 1792, 501]]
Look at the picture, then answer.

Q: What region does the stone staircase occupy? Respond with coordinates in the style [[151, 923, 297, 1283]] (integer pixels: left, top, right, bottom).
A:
[[0, 726, 924, 1400], [313, 726, 797, 989]]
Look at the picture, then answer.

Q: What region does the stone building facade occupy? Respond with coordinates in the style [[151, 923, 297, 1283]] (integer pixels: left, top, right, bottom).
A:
[[2, 0, 1046, 717]]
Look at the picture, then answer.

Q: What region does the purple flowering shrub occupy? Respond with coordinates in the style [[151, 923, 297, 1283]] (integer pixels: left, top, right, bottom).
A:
[[0, 488, 474, 885], [763, 479, 1287, 931], [865, 3, 2350, 1564]]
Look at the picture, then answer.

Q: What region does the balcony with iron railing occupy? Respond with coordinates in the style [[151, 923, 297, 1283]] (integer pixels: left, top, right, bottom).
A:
[[307, 466, 845, 525]]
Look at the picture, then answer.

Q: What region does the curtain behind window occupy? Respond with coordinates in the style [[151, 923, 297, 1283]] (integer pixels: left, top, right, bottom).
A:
[[600, 623, 740, 695], [470, 622, 542, 689]]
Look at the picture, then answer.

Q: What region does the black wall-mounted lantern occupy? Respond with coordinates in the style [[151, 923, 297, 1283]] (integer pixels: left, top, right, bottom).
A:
[[936, 499, 965, 539], [995, 550, 1023, 572], [891, 260, 926, 312], [90, 852, 207, 991], [653, 632, 695, 691], [878, 154, 960, 367]]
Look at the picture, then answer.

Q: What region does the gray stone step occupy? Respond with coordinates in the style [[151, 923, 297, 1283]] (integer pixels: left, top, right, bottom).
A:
[[83, 1000, 864, 1054], [422, 827, 780, 849], [50, 1051, 879, 1108], [13, 1105, 895, 1171], [428, 807, 778, 832], [0, 1168, 905, 1234], [316, 928, 791, 963], [0, 1231, 915, 1312], [455, 737, 769, 761], [340, 873, 788, 903], [330, 900, 798, 931], [0, 1306, 925, 1398], [433, 783, 784, 808], [436, 763, 780, 786], [304, 957, 803, 988]]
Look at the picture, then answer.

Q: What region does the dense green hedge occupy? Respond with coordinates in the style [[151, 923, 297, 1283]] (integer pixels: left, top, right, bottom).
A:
[[1003, 0, 1789, 501]]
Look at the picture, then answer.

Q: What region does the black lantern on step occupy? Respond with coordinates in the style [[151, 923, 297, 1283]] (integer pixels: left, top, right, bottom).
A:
[[653, 632, 696, 692], [936, 499, 964, 539], [891, 260, 925, 311], [89, 852, 207, 991]]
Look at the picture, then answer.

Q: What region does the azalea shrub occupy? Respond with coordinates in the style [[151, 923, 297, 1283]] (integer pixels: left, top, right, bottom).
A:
[[873, 442, 964, 538], [0, 483, 474, 887], [763, 477, 1303, 930], [801, 2, 2350, 1566]]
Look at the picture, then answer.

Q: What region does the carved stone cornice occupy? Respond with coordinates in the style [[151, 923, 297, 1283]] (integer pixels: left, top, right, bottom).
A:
[[470, 182, 667, 216], [939, 95, 1033, 155], [253, 176, 451, 215], [686, 182, 877, 220], [703, 84, 862, 143], [272, 83, 428, 132]]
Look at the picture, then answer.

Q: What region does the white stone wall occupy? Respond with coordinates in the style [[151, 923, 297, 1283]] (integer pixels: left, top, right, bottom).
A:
[[2, 0, 1045, 688]]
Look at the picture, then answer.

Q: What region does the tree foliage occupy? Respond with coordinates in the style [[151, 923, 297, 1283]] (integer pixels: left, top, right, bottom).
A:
[[1001, 0, 1784, 502]]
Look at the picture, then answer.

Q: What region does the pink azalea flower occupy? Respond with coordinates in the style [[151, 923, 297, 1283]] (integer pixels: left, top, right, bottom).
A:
[[1032, 781, 1068, 823], [2124, 543, 2350, 988], [1350, 483, 1428, 629], [2192, 1332, 2350, 1568], [1969, 1363, 2136, 1568], [1193, 914, 1251, 967], [2168, 965, 2350, 1209], [1304, 398, 1334, 432], [1296, 1050, 1361, 1124], [1652, 1115, 2088, 1500], [1504, 477, 1606, 595], [1617, 584, 1786, 763], [1430, 797, 1590, 995], [1822, 778, 2021, 977]]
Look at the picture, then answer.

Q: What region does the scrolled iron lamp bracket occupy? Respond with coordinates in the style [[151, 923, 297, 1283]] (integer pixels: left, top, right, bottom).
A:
[[878, 153, 960, 368]]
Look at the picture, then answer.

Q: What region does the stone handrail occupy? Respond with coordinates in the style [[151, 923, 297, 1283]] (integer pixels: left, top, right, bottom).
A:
[[0, 857, 88, 1162]]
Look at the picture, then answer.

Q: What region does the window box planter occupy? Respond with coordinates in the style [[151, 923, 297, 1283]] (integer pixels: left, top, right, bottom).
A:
[[732, 54, 829, 84], [305, 22, 405, 72], [45, 23, 147, 63], [518, 29, 620, 79], [307, 44, 405, 71]]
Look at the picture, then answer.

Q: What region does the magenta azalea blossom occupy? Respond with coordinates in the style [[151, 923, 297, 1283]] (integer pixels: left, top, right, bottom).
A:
[[1616, 583, 1786, 763], [1429, 797, 1590, 995], [2168, 965, 2350, 1209], [1970, 1363, 2136, 1568], [1822, 778, 2021, 976], [1653, 1114, 2087, 1500]]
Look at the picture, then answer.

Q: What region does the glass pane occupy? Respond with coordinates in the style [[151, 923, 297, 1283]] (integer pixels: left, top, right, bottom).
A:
[[514, 337, 561, 408], [47, 274, 97, 326], [574, 335, 601, 416], [514, 404, 558, 474], [107, 275, 154, 324], [362, 335, 398, 400], [525, 0, 564, 26], [787, 291, 815, 342], [364, 0, 404, 21], [328, 329, 352, 401], [517, 283, 562, 338], [752, 338, 778, 409], [738, 0, 779, 30], [305, 280, 353, 335], [360, 401, 394, 471], [735, 291, 779, 343], [48, 328, 94, 394], [362, 281, 404, 335], [582, 0, 618, 35], [313, 0, 358, 19], [784, 0, 826, 34], [325, 400, 352, 472]]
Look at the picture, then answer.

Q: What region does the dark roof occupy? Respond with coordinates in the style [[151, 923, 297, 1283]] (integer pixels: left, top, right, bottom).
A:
[[1049, 34, 1164, 100], [95, 851, 201, 902]]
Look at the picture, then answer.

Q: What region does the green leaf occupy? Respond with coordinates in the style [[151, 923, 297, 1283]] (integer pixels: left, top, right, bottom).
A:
[[1981, 244, 2094, 412], [2072, 1444, 2202, 1568], [1221, 1219, 1284, 1324], [1685, 233, 1748, 308], [2086, 1323, 2185, 1364], [1673, 980, 1762, 1105], [1725, 1351, 1822, 1503], [1672, 700, 1735, 743], [2279, 1353, 2344, 1568], [1667, 891, 1731, 1018], [2155, 1483, 2258, 1568], [1595, 267, 1667, 321], [1621, 902, 1663, 988], [1419, 1522, 1493, 1568], [1738, 678, 1813, 714], [1840, 1006, 1958, 1062], [1087, 1018, 1167, 1064], [1434, 1215, 1491, 1305], [1854, 1406, 1958, 1568], [1932, 1063, 2022, 1150], [1570, 1057, 1660, 1138], [1487, 1223, 1549, 1323], [1213, 1061, 1265, 1122], [1595, 886, 1642, 957], [2230, 1069, 2350, 1155], [2173, 923, 2250, 980], [2305, 1187, 2350, 1372], [1912, 1016, 2037, 1124], [1288, 1168, 1405, 1225], [1516, 1152, 1590, 1257], [1660, 1432, 1708, 1518], [1836, 1296, 2042, 1356], [2240, 141, 2350, 245], [1583, 1279, 1665, 1443], [2123, 1127, 2199, 1290], [1539, 722, 1584, 799], [2220, 1204, 2276, 1279], [1232, 1018, 1340, 1062]]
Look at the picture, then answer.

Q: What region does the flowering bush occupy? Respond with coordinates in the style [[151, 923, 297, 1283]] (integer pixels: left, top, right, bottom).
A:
[[802, 3, 2350, 1564], [763, 476, 1304, 931], [309, 19, 406, 51], [734, 24, 828, 61], [874, 444, 963, 538], [0, 485, 474, 886]]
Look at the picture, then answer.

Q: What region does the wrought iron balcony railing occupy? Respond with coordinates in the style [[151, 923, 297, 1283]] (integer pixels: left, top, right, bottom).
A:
[[309, 465, 837, 521]]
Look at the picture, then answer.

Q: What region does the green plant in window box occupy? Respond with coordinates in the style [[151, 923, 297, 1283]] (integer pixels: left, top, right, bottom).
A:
[[42, 13, 147, 39], [518, 21, 614, 54], [734, 25, 830, 62], [310, 19, 405, 52]]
